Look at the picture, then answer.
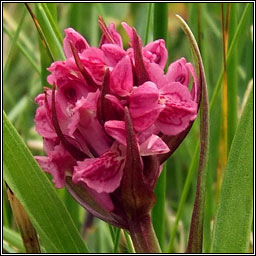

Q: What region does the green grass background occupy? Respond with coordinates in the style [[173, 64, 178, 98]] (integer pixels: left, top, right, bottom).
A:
[[3, 3, 253, 253]]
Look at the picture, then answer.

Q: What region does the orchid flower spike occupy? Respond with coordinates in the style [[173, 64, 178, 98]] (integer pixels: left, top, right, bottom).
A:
[[34, 17, 201, 251]]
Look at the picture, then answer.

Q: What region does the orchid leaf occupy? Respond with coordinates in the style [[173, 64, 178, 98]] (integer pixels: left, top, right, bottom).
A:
[[211, 87, 253, 253]]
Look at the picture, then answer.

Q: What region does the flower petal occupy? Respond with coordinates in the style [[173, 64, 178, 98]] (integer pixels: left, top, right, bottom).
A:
[[34, 94, 56, 138], [101, 44, 126, 67], [146, 62, 166, 88], [36, 156, 65, 188], [129, 82, 164, 131], [35, 140, 76, 188], [157, 82, 198, 135], [166, 57, 191, 86], [108, 23, 123, 48], [121, 22, 133, 42], [144, 39, 168, 69], [110, 55, 133, 97], [139, 134, 170, 156], [186, 62, 198, 102], [105, 120, 126, 145], [68, 91, 111, 156], [63, 28, 89, 58], [73, 143, 125, 193]]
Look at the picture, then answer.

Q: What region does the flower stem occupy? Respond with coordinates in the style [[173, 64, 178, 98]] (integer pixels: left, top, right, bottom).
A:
[[128, 214, 162, 253]]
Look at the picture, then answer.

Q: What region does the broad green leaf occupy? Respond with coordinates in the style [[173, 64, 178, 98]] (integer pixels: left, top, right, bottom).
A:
[[211, 87, 253, 253], [3, 111, 89, 253], [227, 3, 238, 151]]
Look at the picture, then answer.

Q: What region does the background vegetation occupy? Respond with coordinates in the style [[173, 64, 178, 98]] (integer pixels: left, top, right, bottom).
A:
[[3, 3, 253, 253]]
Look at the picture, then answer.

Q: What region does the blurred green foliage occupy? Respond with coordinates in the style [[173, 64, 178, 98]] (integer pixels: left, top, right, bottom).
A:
[[3, 3, 253, 253]]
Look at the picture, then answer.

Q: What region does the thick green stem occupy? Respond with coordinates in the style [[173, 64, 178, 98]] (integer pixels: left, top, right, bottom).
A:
[[128, 214, 162, 253]]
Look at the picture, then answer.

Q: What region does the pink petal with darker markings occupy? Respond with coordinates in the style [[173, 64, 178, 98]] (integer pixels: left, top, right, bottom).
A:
[[73, 143, 125, 193], [80, 47, 106, 85], [166, 57, 191, 86], [68, 91, 111, 156], [36, 140, 76, 188], [143, 39, 168, 69], [63, 28, 90, 58], [129, 82, 164, 131], [105, 120, 127, 146], [157, 82, 197, 135]]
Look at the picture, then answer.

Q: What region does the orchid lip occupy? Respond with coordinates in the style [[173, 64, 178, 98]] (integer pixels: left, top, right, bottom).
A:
[[51, 84, 88, 161]]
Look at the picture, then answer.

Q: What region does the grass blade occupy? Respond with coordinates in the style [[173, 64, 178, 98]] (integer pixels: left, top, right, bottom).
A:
[[152, 164, 166, 250], [211, 86, 253, 253], [227, 3, 238, 151], [3, 226, 25, 253], [3, 243, 17, 253], [25, 3, 54, 62], [124, 230, 135, 253], [151, 3, 168, 250], [36, 3, 65, 60], [144, 3, 153, 45], [210, 3, 252, 111], [153, 3, 168, 41], [41, 3, 63, 44], [3, 6, 26, 83], [3, 111, 89, 253], [3, 24, 40, 74], [6, 184, 41, 253], [113, 228, 121, 253]]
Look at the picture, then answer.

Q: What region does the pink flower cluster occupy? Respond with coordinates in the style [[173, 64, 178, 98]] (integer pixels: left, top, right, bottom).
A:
[[34, 19, 198, 214]]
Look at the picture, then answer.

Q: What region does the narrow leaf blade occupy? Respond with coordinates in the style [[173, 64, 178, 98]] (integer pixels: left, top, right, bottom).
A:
[[6, 185, 41, 253], [175, 15, 209, 253], [211, 87, 253, 253]]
